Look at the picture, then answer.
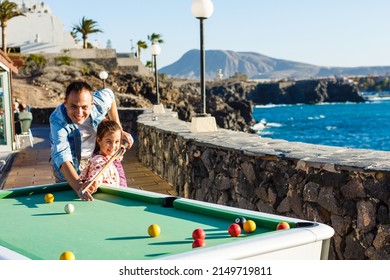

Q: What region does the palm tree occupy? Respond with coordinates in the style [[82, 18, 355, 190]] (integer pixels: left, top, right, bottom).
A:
[[136, 40, 147, 60], [70, 30, 80, 44], [0, 0, 25, 52], [72, 16, 102, 49], [147, 33, 164, 45], [145, 60, 153, 72]]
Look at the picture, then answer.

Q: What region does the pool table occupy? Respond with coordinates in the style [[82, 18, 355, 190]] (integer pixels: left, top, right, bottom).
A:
[[0, 183, 334, 260]]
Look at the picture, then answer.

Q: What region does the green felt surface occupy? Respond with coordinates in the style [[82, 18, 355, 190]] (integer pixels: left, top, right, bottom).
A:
[[0, 185, 276, 260]]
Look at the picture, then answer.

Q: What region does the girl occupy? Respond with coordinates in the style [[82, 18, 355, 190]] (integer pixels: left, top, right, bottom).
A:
[[80, 120, 127, 192]]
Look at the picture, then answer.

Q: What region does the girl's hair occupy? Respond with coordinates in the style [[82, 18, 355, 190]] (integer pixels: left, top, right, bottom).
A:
[[93, 120, 122, 154]]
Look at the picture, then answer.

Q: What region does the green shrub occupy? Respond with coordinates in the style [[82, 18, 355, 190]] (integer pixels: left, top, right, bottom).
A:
[[55, 55, 73, 66], [80, 66, 90, 74], [20, 54, 47, 76], [25, 54, 46, 68]]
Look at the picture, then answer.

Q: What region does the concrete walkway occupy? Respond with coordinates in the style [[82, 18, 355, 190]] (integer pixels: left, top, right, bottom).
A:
[[1, 125, 177, 196]]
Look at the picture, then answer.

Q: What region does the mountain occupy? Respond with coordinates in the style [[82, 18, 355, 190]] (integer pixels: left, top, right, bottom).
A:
[[159, 49, 390, 80]]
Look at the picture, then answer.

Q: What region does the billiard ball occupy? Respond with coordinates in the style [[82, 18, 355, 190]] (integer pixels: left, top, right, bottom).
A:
[[192, 228, 206, 240], [148, 224, 161, 237], [228, 223, 241, 237], [276, 221, 290, 230], [59, 251, 75, 260], [44, 193, 54, 203], [64, 203, 74, 214], [234, 217, 247, 229], [192, 239, 206, 248], [243, 220, 256, 233]]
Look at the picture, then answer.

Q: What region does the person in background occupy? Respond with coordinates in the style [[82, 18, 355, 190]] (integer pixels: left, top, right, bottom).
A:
[[18, 103, 33, 121], [0, 107, 4, 141], [49, 81, 133, 201], [80, 120, 127, 193], [13, 101, 21, 135]]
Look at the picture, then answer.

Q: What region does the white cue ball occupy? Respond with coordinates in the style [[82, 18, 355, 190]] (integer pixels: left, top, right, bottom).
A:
[[64, 203, 75, 214]]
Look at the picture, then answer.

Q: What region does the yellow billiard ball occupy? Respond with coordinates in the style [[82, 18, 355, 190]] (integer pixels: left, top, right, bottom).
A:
[[44, 193, 54, 203], [148, 224, 161, 237], [243, 220, 256, 233], [59, 251, 75, 260]]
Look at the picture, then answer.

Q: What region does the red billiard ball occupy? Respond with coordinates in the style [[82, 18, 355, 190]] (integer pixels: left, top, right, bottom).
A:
[[192, 239, 206, 248], [276, 221, 290, 230], [192, 228, 206, 240], [228, 223, 241, 237]]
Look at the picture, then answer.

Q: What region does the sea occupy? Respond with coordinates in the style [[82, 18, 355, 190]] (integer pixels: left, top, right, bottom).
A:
[[252, 96, 390, 152]]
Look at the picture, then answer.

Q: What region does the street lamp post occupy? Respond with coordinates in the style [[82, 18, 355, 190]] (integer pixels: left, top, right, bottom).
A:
[[150, 44, 161, 105], [99, 71, 108, 88], [191, 0, 214, 116]]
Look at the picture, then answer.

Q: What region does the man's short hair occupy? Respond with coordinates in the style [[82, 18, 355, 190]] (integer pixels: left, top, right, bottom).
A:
[[65, 81, 93, 99]]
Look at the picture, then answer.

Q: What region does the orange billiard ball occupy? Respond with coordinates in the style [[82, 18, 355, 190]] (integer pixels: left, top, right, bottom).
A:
[[276, 221, 290, 230], [59, 251, 75, 260], [148, 224, 161, 237], [44, 193, 54, 203], [243, 220, 256, 233]]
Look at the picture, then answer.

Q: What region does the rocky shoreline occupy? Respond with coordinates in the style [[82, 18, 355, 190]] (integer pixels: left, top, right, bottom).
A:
[[13, 60, 365, 133]]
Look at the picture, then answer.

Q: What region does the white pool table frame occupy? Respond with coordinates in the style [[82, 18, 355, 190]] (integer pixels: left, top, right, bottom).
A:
[[0, 184, 334, 260]]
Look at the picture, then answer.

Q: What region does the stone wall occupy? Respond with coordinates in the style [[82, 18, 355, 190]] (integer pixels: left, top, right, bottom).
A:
[[43, 49, 123, 71], [67, 49, 117, 59], [136, 110, 390, 260]]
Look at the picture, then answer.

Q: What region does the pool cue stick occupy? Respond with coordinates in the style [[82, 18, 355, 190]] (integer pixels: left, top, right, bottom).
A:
[[81, 144, 127, 195]]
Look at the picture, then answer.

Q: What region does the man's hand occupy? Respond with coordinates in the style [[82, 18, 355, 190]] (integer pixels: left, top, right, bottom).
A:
[[80, 180, 98, 196], [77, 179, 95, 201], [122, 131, 134, 148], [61, 161, 94, 201]]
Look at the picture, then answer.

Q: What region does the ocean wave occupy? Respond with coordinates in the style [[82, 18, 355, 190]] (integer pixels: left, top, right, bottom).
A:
[[254, 104, 291, 108], [258, 131, 274, 136], [266, 122, 282, 127], [308, 115, 326, 120]]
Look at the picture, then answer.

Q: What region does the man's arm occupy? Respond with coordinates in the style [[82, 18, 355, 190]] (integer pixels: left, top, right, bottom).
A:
[[60, 161, 94, 201], [107, 100, 134, 148], [50, 111, 94, 201]]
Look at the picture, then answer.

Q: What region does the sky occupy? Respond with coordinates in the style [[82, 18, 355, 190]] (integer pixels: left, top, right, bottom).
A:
[[32, 0, 390, 68]]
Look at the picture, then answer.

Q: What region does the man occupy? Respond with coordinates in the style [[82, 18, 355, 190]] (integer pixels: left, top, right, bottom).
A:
[[50, 81, 133, 201]]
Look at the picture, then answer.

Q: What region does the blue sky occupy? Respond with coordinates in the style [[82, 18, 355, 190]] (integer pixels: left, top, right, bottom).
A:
[[40, 0, 390, 68]]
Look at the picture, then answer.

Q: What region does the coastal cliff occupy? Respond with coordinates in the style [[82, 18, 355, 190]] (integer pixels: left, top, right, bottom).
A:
[[247, 79, 365, 105], [13, 60, 364, 133]]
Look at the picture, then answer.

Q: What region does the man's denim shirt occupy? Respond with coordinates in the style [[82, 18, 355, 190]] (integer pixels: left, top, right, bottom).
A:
[[49, 88, 115, 182]]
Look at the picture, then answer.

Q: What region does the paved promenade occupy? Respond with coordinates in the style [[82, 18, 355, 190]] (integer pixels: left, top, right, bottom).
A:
[[0, 125, 177, 196]]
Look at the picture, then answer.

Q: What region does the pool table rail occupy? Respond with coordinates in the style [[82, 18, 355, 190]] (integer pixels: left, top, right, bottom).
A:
[[0, 183, 334, 260]]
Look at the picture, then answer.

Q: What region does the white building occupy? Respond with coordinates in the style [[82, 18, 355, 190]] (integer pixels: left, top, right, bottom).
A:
[[5, 0, 78, 53]]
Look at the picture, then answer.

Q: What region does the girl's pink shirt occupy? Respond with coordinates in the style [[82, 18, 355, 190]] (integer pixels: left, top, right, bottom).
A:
[[80, 154, 120, 188]]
